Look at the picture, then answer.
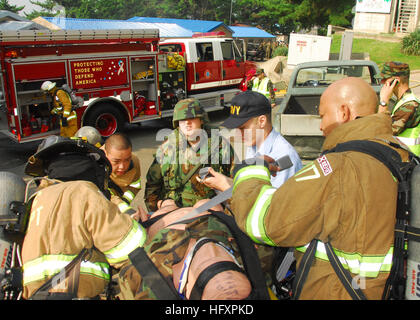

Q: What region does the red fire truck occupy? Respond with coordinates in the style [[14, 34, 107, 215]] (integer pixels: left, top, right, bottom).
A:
[[0, 29, 253, 143]]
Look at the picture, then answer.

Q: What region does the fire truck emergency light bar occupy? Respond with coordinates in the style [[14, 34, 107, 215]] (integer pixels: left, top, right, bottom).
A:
[[0, 29, 160, 43]]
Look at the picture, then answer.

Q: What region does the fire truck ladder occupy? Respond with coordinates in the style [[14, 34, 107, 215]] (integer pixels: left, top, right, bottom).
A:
[[395, 0, 418, 33], [0, 29, 160, 44]]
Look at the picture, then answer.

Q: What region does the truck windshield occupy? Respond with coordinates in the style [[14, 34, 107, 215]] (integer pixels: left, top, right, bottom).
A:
[[159, 44, 183, 53], [294, 65, 375, 88], [196, 43, 214, 62]]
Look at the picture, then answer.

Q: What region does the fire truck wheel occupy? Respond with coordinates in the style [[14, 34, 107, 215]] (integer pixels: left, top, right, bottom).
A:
[[84, 103, 125, 138]]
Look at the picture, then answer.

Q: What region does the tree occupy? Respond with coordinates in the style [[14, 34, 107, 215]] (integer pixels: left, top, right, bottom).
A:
[[25, 0, 63, 20], [22, 0, 355, 36], [0, 0, 24, 14]]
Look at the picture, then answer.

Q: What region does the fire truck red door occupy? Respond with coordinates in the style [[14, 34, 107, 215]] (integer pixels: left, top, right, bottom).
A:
[[191, 42, 221, 90], [221, 40, 245, 85]]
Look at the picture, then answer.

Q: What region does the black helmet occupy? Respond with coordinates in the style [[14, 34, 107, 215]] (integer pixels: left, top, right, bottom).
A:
[[25, 136, 112, 198]]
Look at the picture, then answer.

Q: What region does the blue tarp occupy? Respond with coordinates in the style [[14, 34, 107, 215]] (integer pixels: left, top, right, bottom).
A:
[[128, 16, 232, 34], [42, 17, 193, 38], [230, 26, 275, 38]]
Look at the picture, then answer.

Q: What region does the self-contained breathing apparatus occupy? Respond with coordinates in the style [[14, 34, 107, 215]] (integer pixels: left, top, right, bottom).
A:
[[0, 171, 32, 300], [292, 139, 420, 300]]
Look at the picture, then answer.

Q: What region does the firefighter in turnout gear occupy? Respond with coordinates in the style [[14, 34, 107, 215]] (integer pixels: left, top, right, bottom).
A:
[[41, 81, 78, 138], [229, 77, 411, 299], [378, 61, 420, 156], [102, 133, 143, 216], [21, 136, 146, 299], [144, 98, 235, 211]]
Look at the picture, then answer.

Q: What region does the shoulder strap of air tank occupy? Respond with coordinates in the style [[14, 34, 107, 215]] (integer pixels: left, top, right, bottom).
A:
[[322, 139, 417, 300], [322, 139, 405, 181], [128, 247, 181, 300], [207, 210, 270, 300]]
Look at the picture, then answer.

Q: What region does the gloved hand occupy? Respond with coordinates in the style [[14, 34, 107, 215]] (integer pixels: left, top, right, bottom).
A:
[[61, 116, 68, 127]]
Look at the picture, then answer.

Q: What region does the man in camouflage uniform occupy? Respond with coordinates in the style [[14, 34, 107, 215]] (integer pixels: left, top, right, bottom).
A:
[[144, 98, 235, 211], [248, 69, 276, 107], [378, 61, 420, 155]]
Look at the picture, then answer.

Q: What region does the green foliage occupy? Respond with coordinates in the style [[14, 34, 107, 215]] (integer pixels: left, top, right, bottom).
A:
[[272, 46, 288, 57], [22, 0, 356, 36], [401, 29, 420, 56], [24, 0, 61, 20], [0, 0, 24, 13]]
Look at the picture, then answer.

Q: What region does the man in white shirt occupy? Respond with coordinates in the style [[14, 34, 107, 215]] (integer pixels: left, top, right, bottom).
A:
[[198, 91, 302, 190]]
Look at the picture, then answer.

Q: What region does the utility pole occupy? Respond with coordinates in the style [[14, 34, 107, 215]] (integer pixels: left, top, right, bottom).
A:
[[229, 0, 233, 25]]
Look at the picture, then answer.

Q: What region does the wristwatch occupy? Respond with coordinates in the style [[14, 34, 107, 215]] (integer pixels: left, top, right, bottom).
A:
[[379, 101, 388, 107]]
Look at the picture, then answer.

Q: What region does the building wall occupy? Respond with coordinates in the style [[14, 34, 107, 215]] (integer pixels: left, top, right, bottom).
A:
[[354, 11, 392, 33], [353, 0, 419, 34]]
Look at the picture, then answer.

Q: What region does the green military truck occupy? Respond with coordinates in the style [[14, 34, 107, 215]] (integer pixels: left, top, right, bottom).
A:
[[273, 60, 382, 160]]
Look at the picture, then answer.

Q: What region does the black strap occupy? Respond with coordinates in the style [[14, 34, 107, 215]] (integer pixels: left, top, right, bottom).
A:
[[139, 206, 182, 229], [405, 225, 420, 242], [208, 210, 270, 300], [128, 247, 181, 300], [108, 179, 124, 199], [189, 261, 245, 300], [322, 139, 419, 300], [292, 239, 317, 300], [30, 248, 90, 300], [324, 242, 367, 300], [323, 140, 405, 182]]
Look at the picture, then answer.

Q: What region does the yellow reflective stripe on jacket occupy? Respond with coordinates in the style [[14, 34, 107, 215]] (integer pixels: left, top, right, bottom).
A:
[[252, 77, 270, 98], [122, 190, 136, 203], [23, 254, 110, 285], [246, 184, 277, 246], [103, 220, 146, 264], [296, 241, 393, 278], [233, 165, 271, 192], [129, 178, 141, 189], [118, 201, 132, 213], [66, 111, 77, 121]]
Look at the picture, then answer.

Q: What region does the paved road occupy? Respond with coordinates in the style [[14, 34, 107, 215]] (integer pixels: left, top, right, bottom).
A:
[[0, 108, 230, 210]]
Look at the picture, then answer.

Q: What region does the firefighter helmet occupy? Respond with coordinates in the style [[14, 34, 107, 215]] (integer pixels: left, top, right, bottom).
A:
[[24, 136, 112, 198], [74, 126, 103, 147], [172, 98, 208, 128], [40, 81, 56, 91]]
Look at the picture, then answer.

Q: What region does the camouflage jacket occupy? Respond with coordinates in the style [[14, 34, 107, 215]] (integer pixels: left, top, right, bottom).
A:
[[144, 128, 235, 211], [391, 89, 420, 135]]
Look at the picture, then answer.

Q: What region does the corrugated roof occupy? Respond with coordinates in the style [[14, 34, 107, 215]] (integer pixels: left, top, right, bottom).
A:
[[128, 16, 233, 34], [42, 17, 193, 38], [0, 10, 27, 22], [230, 26, 275, 38], [0, 21, 46, 30]]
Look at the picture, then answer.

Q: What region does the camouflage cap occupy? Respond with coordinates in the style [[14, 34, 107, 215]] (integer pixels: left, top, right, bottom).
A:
[[381, 61, 410, 79], [172, 98, 207, 128], [255, 68, 264, 75]]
